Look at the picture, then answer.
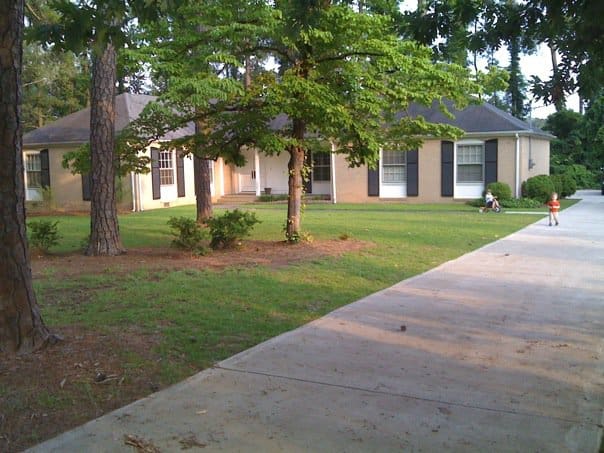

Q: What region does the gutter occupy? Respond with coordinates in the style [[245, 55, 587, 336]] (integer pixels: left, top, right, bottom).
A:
[[330, 143, 337, 204], [515, 133, 521, 198]]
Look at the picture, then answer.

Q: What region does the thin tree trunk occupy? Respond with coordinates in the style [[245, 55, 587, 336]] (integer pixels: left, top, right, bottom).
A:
[[549, 44, 565, 112], [0, 0, 56, 353], [86, 41, 125, 256], [194, 153, 213, 222], [286, 119, 306, 241]]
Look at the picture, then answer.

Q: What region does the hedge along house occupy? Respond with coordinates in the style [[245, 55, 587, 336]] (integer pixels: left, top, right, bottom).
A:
[[22, 93, 229, 211]]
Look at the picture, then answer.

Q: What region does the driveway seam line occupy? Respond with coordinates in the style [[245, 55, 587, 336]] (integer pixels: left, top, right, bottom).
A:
[[215, 365, 597, 427]]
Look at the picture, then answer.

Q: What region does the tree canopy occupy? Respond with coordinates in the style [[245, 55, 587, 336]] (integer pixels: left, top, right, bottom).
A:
[[128, 0, 480, 239]]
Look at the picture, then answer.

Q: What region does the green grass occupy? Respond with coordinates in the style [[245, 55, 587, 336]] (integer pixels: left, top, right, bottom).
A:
[[33, 202, 554, 381]]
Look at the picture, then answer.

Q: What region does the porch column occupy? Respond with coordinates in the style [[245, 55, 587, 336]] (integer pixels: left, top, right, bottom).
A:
[[330, 143, 337, 204], [254, 149, 261, 196]]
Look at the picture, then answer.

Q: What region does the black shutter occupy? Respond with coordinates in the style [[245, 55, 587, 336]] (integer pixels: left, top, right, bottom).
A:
[[441, 141, 454, 197], [485, 139, 498, 186], [40, 149, 50, 188], [176, 152, 185, 197], [367, 161, 379, 197], [151, 147, 161, 200], [81, 173, 92, 201], [304, 151, 312, 194], [406, 149, 418, 197]]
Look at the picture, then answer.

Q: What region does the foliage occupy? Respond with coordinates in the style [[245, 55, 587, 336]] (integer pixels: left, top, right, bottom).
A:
[[258, 194, 289, 202], [579, 95, 604, 172], [557, 164, 598, 189], [550, 174, 576, 198], [522, 175, 556, 202], [527, 0, 604, 105], [28, 220, 61, 253], [207, 209, 260, 250], [61, 132, 152, 177], [21, 44, 89, 132], [167, 217, 209, 255], [500, 198, 544, 209], [486, 182, 512, 201]]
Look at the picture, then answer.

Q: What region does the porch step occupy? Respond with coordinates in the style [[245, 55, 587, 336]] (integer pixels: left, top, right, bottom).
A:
[[215, 193, 258, 205]]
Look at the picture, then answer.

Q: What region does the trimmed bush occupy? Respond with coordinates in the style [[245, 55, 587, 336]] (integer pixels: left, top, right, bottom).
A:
[[167, 216, 209, 254], [522, 175, 556, 203], [499, 198, 543, 209], [28, 220, 61, 253], [486, 181, 512, 201], [207, 209, 260, 249]]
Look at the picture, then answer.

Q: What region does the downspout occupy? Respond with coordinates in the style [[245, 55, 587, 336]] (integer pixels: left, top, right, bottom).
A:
[[330, 143, 337, 204], [219, 158, 225, 196], [131, 171, 137, 212], [138, 173, 144, 211], [515, 133, 520, 198]]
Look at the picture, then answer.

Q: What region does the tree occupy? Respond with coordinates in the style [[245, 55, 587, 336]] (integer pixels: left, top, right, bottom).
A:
[[30, 0, 132, 255], [22, 45, 90, 131], [0, 0, 57, 353], [527, 0, 604, 108], [131, 0, 478, 240]]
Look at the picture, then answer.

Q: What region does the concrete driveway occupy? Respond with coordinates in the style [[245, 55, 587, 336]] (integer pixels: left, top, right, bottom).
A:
[[29, 191, 604, 452]]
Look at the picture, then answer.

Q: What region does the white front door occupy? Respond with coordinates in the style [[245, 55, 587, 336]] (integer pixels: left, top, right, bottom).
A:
[[239, 150, 256, 192]]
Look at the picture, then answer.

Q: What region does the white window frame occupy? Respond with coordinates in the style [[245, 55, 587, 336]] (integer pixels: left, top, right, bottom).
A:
[[159, 150, 175, 186], [25, 152, 42, 189], [381, 150, 407, 184], [456, 141, 484, 184], [312, 153, 331, 182]]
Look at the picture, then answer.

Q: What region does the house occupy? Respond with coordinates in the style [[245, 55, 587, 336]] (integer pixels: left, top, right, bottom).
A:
[[23, 93, 221, 211], [237, 100, 553, 203], [23, 94, 552, 210]]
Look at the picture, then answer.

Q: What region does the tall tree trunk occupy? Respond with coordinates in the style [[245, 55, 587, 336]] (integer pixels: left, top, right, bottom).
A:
[[285, 119, 306, 241], [86, 41, 124, 256], [508, 36, 524, 118], [549, 44, 565, 112], [0, 0, 55, 353]]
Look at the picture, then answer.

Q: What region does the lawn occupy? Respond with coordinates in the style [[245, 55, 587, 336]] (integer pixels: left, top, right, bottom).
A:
[[32, 201, 556, 369], [3, 201, 571, 451]]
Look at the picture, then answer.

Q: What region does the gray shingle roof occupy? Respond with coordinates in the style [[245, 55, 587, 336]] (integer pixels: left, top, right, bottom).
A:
[[403, 100, 554, 139], [24, 94, 553, 147], [23, 93, 194, 146]]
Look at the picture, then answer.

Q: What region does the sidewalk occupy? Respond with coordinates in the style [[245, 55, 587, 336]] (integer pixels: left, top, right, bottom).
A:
[[29, 191, 604, 452]]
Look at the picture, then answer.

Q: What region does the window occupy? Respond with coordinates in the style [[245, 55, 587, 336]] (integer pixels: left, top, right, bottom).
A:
[[25, 153, 42, 188], [382, 150, 406, 183], [312, 153, 331, 181], [457, 143, 484, 183], [159, 150, 174, 185]]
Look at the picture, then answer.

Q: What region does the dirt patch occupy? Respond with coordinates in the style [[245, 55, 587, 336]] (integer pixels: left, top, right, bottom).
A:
[[2, 238, 369, 452], [31, 238, 369, 278]]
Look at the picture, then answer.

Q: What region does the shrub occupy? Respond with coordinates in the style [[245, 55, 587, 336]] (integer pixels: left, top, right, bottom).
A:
[[167, 216, 209, 254], [499, 198, 543, 209], [550, 174, 576, 198], [486, 182, 512, 201], [28, 220, 61, 253], [207, 209, 260, 249], [562, 164, 598, 189], [522, 175, 556, 203]]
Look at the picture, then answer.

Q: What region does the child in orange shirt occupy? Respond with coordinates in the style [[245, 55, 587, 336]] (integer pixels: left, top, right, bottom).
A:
[[547, 192, 560, 226]]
